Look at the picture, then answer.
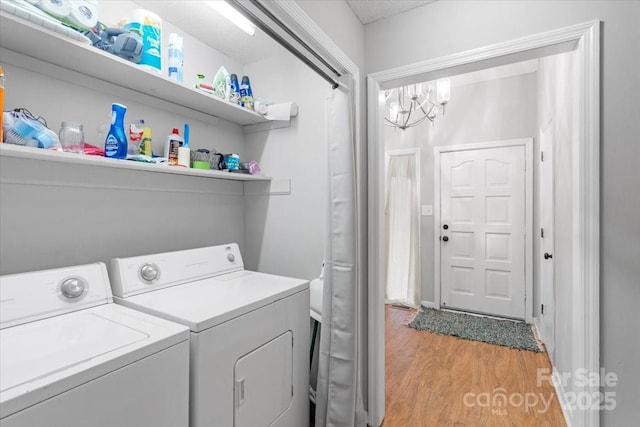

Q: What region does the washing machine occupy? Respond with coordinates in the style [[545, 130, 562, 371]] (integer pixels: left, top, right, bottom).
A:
[[0, 262, 190, 427], [109, 243, 310, 427]]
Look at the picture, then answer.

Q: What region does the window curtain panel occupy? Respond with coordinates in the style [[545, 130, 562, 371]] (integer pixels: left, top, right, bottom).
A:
[[315, 76, 367, 427], [385, 154, 420, 307]]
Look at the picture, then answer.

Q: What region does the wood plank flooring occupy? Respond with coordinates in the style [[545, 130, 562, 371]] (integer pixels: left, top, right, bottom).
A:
[[382, 305, 566, 427]]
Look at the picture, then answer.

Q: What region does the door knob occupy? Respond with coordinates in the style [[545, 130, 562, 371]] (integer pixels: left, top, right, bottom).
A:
[[544, 252, 553, 259], [442, 236, 449, 242]]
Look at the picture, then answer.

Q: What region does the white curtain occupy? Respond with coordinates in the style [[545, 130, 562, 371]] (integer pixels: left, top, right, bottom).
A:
[[385, 154, 420, 307], [315, 76, 367, 427]]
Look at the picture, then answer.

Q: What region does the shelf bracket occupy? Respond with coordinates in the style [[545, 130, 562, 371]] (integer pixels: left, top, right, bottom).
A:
[[243, 119, 292, 134], [242, 102, 298, 134]]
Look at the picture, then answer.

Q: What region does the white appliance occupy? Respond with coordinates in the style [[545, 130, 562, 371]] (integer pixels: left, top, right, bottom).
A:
[[109, 243, 310, 427], [0, 263, 190, 427]]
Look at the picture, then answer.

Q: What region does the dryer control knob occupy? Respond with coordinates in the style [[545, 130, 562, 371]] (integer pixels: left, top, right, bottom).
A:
[[227, 254, 235, 263], [60, 278, 86, 299], [139, 263, 160, 283]]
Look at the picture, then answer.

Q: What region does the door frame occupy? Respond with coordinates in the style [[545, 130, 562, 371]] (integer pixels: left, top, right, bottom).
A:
[[367, 20, 599, 427], [384, 148, 421, 305], [537, 128, 555, 356], [433, 139, 533, 322]]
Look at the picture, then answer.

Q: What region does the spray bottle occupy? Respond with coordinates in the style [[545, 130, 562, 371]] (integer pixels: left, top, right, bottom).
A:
[[104, 103, 128, 159]]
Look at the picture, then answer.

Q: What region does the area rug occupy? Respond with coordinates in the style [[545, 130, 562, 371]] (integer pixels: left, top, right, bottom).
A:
[[407, 307, 542, 352]]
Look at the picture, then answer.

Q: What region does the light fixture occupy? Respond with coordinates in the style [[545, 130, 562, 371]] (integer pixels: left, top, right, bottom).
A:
[[206, 1, 256, 36], [384, 78, 451, 130]]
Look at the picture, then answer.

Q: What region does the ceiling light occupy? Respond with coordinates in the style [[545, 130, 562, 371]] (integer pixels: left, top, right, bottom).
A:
[[384, 78, 451, 130], [206, 1, 256, 36]]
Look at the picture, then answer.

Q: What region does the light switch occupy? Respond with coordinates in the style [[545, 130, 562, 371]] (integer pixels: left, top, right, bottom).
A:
[[421, 205, 433, 216]]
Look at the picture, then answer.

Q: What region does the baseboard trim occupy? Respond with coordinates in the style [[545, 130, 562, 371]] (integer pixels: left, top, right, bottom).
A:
[[552, 366, 573, 427], [420, 301, 435, 309]]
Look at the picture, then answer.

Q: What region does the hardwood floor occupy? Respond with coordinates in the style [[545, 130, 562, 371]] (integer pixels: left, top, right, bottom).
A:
[[382, 305, 566, 427]]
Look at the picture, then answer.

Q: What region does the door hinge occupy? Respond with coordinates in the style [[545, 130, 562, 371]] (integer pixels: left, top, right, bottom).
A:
[[541, 304, 545, 315], [541, 151, 544, 162], [541, 228, 544, 238]]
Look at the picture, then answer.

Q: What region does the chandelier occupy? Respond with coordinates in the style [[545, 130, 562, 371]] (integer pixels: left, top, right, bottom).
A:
[[384, 79, 451, 130]]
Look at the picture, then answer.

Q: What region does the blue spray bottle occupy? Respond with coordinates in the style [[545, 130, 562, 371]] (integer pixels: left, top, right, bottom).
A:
[[105, 103, 128, 159]]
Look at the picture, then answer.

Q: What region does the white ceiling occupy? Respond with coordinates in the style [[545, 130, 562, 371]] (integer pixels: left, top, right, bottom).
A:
[[345, 0, 436, 25], [134, 1, 439, 66], [135, 1, 287, 65]]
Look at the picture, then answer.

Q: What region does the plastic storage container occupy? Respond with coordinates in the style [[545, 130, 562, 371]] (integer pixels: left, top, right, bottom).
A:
[[59, 121, 84, 153]]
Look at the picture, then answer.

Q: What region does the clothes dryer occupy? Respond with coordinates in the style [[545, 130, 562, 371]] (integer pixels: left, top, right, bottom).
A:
[[0, 263, 190, 427], [110, 243, 309, 427]]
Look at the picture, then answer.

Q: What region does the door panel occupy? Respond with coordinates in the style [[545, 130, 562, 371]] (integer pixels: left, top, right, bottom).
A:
[[440, 145, 526, 319]]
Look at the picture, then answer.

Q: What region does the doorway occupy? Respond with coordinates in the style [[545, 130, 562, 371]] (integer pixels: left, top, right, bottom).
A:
[[385, 149, 421, 307], [367, 21, 600, 427], [435, 140, 533, 320]]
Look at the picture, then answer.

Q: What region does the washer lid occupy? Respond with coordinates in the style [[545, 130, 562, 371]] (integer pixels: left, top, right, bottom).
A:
[[0, 303, 189, 419], [1, 312, 147, 394], [119, 270, 309, 332]]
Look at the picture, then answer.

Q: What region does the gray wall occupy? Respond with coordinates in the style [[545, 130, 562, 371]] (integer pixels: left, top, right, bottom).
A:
[[242, 52, 329, 281], [385, 72, 538, 304], [0, 0, 251, 274], [296, 0, 365, 74], [366, 2, 640, 424], [0, 59, 247, 274]]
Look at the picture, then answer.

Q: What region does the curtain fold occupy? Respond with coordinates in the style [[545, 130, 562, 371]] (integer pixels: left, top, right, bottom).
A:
[[315, 76, 367, 427], [385, 154, 420, 307]]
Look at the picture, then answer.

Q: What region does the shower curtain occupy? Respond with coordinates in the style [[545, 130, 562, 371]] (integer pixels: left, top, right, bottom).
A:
[[385, 154, 420, 307], [315, 76, 367, 427]]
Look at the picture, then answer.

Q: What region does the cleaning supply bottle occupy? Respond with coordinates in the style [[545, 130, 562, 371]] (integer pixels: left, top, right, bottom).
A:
[[104, 103, 128, 159], [165, 128, 183, 165], [177, 36, 184, 83], [168, 33, 183, 82], [128, 119, 145, 156], [240, 75, 254, 110], [177, 123, 190, 167], [229, 74, 241, 105], [140, 126, 152, 156]]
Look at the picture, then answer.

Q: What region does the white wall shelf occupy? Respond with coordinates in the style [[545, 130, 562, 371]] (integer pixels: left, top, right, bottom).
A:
[[0, 144, 271, 182], [0, 11, 272, 126]]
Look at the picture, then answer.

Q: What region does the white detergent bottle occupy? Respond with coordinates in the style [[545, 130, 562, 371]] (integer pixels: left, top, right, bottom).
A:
[[164, 128, 184, 165]]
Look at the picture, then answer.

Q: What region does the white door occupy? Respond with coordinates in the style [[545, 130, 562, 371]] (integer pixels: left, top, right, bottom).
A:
[[538, 132, 555, 354], [439, 144, 526, 319], [234, 332, 293, 427]]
